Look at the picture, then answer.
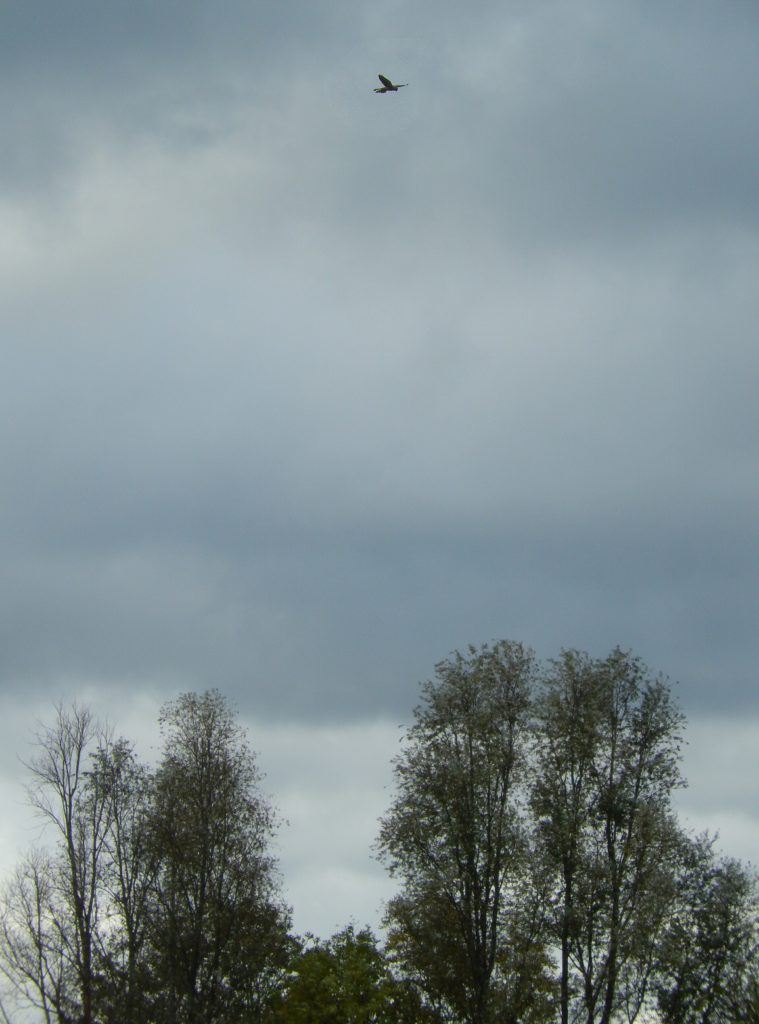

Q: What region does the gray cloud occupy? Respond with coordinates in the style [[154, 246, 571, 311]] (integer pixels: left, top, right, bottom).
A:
[[2, 0, 758, 725], [3, 3, 759, 953]]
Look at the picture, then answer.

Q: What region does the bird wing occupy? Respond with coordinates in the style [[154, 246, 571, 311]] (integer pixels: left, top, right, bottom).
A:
[[378, 74, 393, 88]]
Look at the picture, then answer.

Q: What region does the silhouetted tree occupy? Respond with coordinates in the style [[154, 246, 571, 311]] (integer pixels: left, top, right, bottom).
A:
[[89, 738, 156, 1023], [655, 833, 759, 1024], [0, 694, 291, 1024], [13, 705, 114, 1024], [146, 690, 291, 1024], [0, 848, 75, 1023], [531, 649, 686, 1024], [378, 642, 555, 1024]]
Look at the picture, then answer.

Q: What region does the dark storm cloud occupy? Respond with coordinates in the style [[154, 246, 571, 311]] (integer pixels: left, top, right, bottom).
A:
[[2, 0, 759, 728], [0, 0, 359, 196], [4, 1, 759, 951], [3, 228, 759, 717], [402, 2, 759, 248]]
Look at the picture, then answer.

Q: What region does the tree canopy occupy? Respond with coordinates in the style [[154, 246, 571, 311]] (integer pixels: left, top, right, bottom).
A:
[[1, 649, 756, 1024]]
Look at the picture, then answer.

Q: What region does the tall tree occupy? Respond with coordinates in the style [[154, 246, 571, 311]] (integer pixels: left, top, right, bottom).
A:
[[146, 690, 291, 1024], [0, 694, 292, 1024], [20, 704, 114, 1024], [0, 707, 151, 1024], [531, 648, 686, 1024], [655, 833, 759, 1024], [90, 738, 156, 1023], [377, 641, 553, 1024]]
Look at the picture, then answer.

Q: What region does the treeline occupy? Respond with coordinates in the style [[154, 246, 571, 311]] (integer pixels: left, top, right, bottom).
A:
[[0, 644, 757, 1024]]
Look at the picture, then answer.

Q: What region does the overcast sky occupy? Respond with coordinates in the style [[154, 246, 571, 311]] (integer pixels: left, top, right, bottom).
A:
[[1, 0, 758, 941]]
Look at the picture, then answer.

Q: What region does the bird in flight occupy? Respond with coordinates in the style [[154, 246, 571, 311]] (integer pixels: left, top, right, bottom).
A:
[[374, 74, 408, 93]]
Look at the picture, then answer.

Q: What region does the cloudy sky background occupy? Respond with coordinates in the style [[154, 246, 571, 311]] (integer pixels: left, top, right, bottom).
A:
[[2, 0, 758, 939]]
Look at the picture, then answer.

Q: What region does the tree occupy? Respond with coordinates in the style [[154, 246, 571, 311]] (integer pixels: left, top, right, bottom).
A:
[[531, 648, 686, 1024], [377, 641, 554, 1024], [146, 690, 291, 1024], [0, 694, 292, 1024], [273, 925, 429, 1024], [655, 833, 759, 1024], [89, 738, 156, 1023], [735, 972, 759, 1024], [0, 849, 76, 1023], [0, 706, 155, 1024], [15, 704, 115, 1024]]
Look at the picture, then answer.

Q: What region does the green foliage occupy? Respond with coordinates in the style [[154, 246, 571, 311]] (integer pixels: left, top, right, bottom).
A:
[[272, 925, 428, 1024]]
